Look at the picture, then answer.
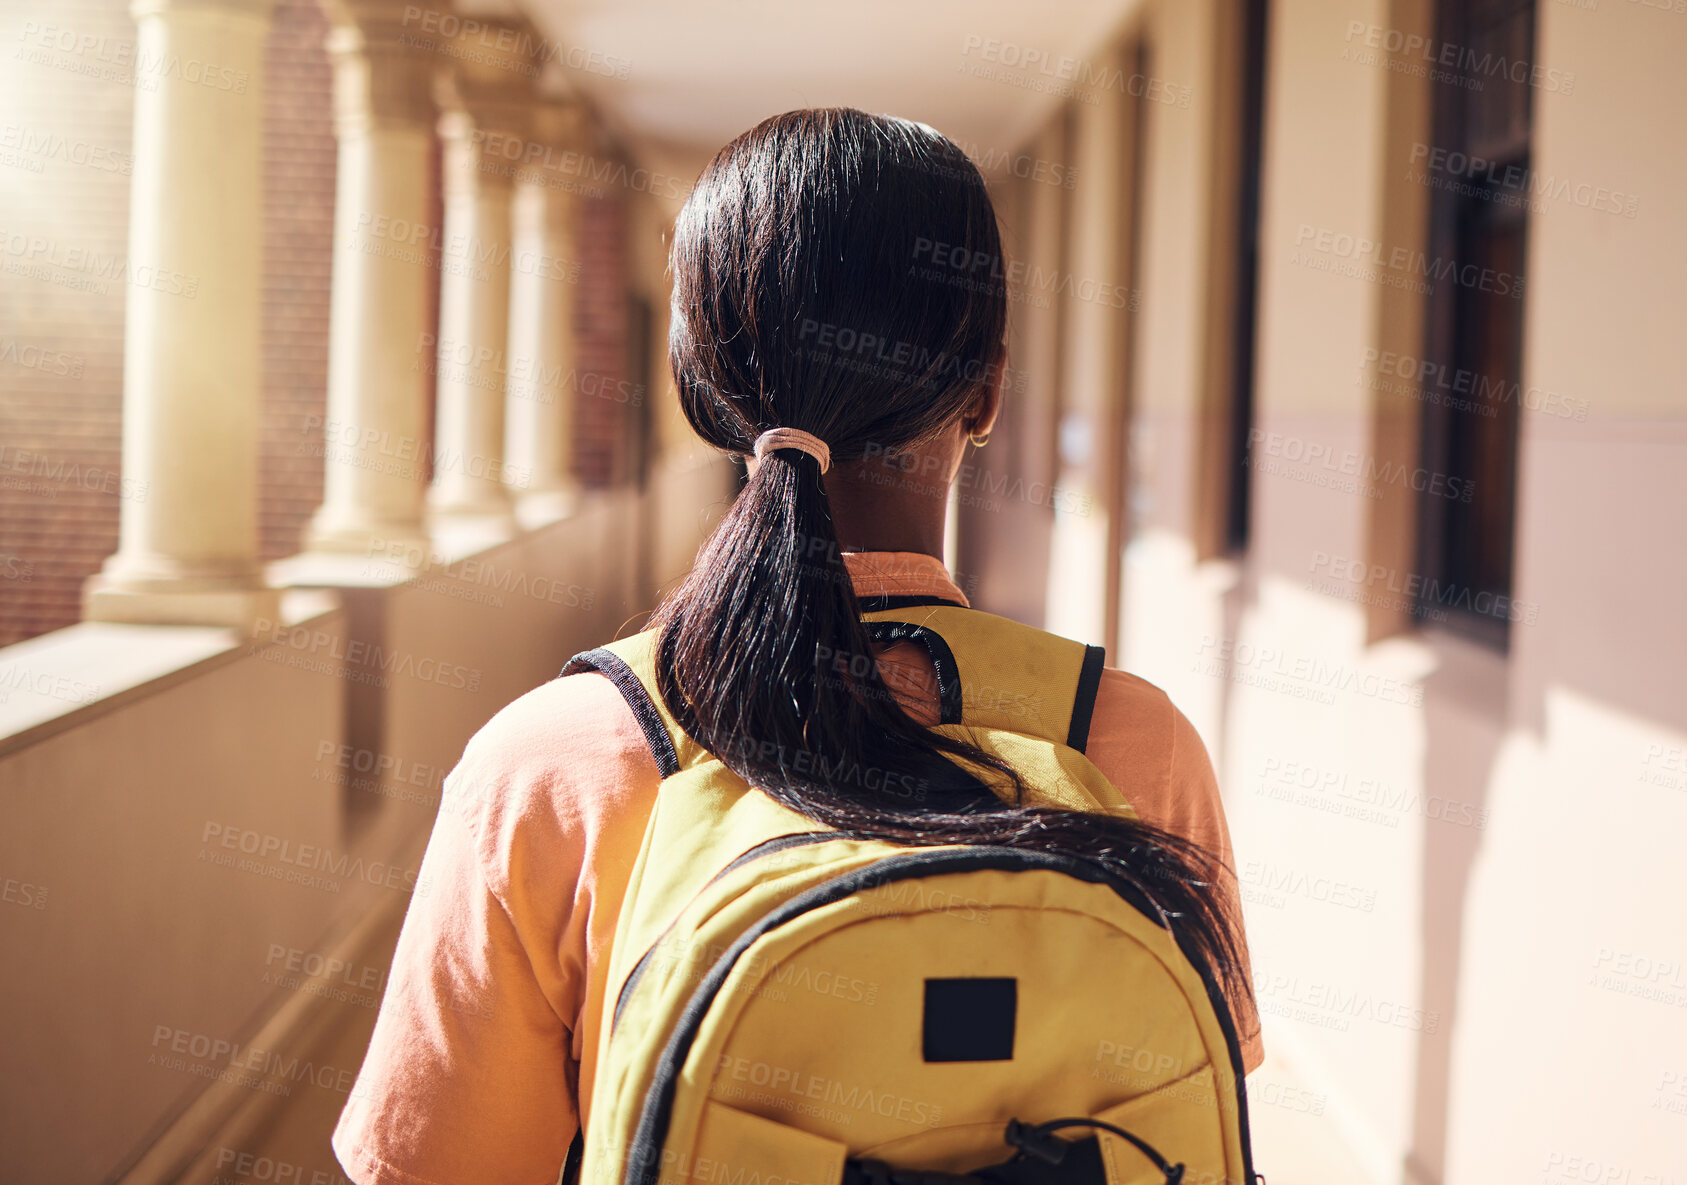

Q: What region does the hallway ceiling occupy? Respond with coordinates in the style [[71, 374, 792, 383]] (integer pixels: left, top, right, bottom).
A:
[[516, 0, 1142, 190]]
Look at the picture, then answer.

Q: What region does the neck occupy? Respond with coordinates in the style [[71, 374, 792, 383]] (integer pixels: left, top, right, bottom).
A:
[[822, 460, 950, 559]]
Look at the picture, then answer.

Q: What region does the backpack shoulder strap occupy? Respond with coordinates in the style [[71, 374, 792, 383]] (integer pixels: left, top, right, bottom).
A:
[[561, 630, 702, 777], [562, 608, 1108, 777], [860, 604, 1107, 752]]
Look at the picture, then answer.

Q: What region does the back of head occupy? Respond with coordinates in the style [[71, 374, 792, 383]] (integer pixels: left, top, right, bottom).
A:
[[667, 106, 1006, 468]]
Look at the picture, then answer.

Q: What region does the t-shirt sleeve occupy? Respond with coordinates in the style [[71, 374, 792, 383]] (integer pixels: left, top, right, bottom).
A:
[[1161, 704, 1264, 1075], [331, 761, 578, 1185], [1086, 673, 1264, 1075]]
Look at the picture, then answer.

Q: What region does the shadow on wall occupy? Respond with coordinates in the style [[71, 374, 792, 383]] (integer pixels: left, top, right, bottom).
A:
[[1406, 638, 1504, 1185], [1212, 555, 1253, 778]]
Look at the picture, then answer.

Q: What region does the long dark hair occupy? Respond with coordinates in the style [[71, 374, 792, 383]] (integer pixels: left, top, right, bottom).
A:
[[652, 108, 1249, 1008]]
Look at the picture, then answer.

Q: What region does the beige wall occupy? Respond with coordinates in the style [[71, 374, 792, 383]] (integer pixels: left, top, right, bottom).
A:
[[962, 0, 1687, 1180]]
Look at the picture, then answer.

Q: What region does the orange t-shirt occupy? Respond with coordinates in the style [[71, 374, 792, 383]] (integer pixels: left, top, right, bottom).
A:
[[333, 552, 1262, 1185]]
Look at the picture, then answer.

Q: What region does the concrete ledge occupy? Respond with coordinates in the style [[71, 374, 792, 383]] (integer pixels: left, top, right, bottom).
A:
[[0, 589, 341, 758]]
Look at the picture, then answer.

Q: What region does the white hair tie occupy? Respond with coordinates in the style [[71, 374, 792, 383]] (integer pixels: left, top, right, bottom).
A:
[[751, 427, 831, 474]]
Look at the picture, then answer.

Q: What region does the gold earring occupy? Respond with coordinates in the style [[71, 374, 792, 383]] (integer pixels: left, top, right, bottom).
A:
[[969, 430, 991, 447]]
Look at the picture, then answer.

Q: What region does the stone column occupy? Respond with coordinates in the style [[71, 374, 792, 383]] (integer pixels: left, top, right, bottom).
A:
[[504, 99, 586, 528], [426, 24, 539, 541], [303, 6, 437, 556], [84, 0, 280, 628]]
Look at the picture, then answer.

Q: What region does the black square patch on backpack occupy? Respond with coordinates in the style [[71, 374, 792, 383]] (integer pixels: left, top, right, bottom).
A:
[[922, 977, 1016, 1062]]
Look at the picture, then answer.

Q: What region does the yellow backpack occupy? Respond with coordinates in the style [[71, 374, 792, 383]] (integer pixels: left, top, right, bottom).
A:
[[560, 603, 1256, 1185]]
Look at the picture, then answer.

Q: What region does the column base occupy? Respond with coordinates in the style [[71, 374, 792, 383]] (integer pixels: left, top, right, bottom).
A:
[[514, 486, 579, 531], [427, 496, 518, 546], [304, 509, 431, 560], [83, 575, 282, 633]]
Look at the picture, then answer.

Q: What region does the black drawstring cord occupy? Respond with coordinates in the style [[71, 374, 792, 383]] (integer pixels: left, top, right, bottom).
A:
[[843, 1115, 1187, 1185], [848, 1159, 983, 1185], [1005, 1117, 1185, 1184]]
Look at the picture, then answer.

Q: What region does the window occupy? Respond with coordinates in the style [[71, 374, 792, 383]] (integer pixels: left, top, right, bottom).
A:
[[1224, 0, 1271, 552], [1415, 0, 1536, 647]]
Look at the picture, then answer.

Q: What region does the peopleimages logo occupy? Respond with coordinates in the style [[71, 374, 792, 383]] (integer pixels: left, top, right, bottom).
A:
[[949, 138, 1078, 189], [1292, 223, 1524, 299], [0, 123, 132, 175], [149, 1024, 366, 1096], [910, 237, 1135, 309], [1542, 1150, 1681, 1185], [0, 661, 102, 705], [1257, 756, 1490, 831], [0, 339, 83, 378], [397, 7, 632, 80], [199, 822, 420, 893], [796, 318, 1012, 389], [212, 1148, 351, 1185], [1359, 348, 1591, 422], [1340, 20, 1575, 94], [1309, 551, 1542, 626], [251, 618, 483, 692], [16, 20, 251, 93], [712, 1053, 943, 1128], [1252, 969, 1439, 1033], [1407, 143, 1638, 220], [0, 229, 199, 298], [958, 35, 1193, 107], [313, 740, 448, 797], [1247, 428, 1475, 503], [470, 129, 684, 200], [263, 943, 389, 995], [1194, 635, 1424, 708], [1240, 858, 1378, 913]]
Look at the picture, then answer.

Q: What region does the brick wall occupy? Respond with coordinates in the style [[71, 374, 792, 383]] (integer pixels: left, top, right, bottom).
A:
[[572, 185, 633, 488], [0, 0, 134, 646], [258, 0, 335, 562]]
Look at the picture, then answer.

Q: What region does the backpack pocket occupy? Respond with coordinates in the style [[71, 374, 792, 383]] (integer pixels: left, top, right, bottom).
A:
[[1095, 1066, 1229, 1185], [688, 1100, 849, 1185]]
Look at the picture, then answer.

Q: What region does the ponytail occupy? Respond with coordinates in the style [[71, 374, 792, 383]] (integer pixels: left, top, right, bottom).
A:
[[653, 108, 1250, 1009]]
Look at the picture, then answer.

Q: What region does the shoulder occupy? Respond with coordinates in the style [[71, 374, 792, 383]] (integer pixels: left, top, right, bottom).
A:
[[1085, 667, 1221, 835], [456, 670, 652, 793], [441, 669, 663, 890], [1090, 667, 1203, 758]]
